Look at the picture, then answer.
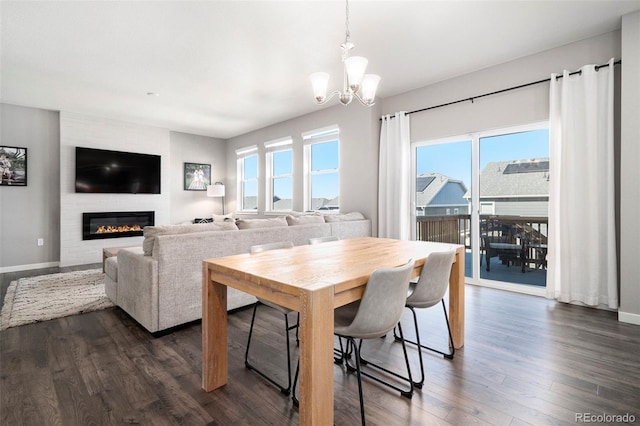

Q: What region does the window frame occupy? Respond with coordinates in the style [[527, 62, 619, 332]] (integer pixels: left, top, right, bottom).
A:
[[264, 137, 293, 213], [236, 145, 259, 213], [302, 126, 340, 212]]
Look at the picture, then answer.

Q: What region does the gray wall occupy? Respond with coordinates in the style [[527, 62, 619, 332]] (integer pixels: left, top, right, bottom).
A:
[[0, 106, 228, 270], [620, 11, 640, 324], [0, 104, 60, 270], [225, 102, 381, 235], [169, 131, 226, 224], [381, 30, 630, 316], [382, 31, 621, 141]]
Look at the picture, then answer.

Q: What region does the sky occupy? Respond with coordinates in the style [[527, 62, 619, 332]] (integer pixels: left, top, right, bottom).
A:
[[246, 129, 549, 203], [244, 140, 340, 201], [415, 129, 549, 189]]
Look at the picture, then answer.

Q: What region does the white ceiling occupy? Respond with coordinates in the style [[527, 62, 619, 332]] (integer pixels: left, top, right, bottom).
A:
[[2, 1, 639, 139]]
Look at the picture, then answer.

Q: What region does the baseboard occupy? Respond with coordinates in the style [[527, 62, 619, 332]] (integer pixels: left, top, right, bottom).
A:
[[470, 280, 547, 297], [618, 310, 640, 326], [0, 261, 60, 274]]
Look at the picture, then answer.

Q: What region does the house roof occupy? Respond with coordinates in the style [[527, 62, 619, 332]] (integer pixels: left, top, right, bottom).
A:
[[416, 173, 467, 207], [471, 158, 550, 198]]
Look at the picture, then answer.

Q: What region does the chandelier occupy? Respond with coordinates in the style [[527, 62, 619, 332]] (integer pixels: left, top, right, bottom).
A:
[[309, 0, 380, 107]]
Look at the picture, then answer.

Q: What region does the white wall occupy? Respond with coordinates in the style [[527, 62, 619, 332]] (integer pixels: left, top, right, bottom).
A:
[[619, 11, 640, 325], [0, 104, 60, 271], [169, 131, 226, 224], [225, 102, 382, 234], [59, 112, 171, 267]]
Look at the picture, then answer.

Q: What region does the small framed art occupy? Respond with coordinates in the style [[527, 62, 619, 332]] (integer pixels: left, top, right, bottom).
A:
[[0, 146, 27, 186], [184, 162, 211, 191]]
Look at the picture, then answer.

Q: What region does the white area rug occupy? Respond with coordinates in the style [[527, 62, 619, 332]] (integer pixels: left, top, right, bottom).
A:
[[0, 269, 114, 331]]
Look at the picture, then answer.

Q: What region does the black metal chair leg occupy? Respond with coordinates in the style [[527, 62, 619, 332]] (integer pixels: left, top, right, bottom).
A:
[[396, 302, 455, 360], [409, 306, 425, 388], [292, 360, 300, 406], [244, 302, 293, 395], [344, 335, 413, 398], [350, 337, 367, 426]]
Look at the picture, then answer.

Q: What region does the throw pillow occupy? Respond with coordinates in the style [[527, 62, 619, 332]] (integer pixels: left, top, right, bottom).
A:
[[212, 213, 235, 222], [142, 221, 239, 255], [323, 212, 366, 223], [236, 216, 288, 230], [285, 214, 325, 226]]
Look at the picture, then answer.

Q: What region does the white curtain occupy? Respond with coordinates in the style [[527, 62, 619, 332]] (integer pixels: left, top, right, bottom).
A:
[[547, 58, 618, 309], [379, 112, 411, 240]]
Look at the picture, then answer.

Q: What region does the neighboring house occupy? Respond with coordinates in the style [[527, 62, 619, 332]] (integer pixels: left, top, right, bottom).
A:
[[272, 196, 292, 211], [466, 158, 549, 216], [312, 196, 340, 211], [416, 173, 469, 216], [247, 196, 338, 212]]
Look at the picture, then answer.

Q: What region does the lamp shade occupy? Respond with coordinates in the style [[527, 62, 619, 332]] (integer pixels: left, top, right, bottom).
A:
[[207, 184, 225, 197], [309, 72, 330, 103], [344, 56, 368, 91], [360, 74, 381, 104]]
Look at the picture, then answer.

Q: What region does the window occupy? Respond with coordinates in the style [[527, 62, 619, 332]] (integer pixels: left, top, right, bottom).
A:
[[302, 126, 339, 212], [265, 138, 293, 212], [236, 145, 258, 212]]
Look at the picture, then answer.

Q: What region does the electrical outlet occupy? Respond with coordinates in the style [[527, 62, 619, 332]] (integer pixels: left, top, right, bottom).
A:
[[37, 238, 44, 246]]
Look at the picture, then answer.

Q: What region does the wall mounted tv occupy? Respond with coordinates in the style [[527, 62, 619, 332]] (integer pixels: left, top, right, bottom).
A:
[[75, 147, 161, 194]]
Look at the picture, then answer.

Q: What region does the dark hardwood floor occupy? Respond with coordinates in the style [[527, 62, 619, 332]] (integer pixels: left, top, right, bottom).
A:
[[1, 267, 639, 425]]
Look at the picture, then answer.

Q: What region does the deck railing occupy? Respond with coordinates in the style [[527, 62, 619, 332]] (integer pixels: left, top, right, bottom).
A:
[[416, 214, 471, 248], [416, 215, 549, 268]]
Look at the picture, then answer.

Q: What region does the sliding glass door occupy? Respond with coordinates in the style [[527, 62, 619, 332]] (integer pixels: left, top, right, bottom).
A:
[[479, 127, 549, 287], [412, 138, 472, 279], [412, 123, 549, 292]]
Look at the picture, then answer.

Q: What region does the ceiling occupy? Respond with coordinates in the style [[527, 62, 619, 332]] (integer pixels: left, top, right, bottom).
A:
[[2, 1, 639, 140]]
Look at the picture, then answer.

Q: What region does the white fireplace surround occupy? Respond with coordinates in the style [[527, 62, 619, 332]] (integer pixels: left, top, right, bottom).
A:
[[60, 112, 171, 267]]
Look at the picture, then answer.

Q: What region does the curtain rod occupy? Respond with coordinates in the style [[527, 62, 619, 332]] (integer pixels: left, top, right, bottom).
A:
[[381, 59, 621, 120]]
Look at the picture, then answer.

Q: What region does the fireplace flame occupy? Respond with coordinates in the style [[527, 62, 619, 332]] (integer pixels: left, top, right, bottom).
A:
[[96, 225, 142, 234]]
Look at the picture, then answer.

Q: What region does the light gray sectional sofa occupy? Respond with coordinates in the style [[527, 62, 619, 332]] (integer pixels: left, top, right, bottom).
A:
[[104, 213, 371, 334]]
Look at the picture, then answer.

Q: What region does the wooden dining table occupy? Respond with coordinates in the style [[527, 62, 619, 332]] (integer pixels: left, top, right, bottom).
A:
[[202, 237, 465, 425]]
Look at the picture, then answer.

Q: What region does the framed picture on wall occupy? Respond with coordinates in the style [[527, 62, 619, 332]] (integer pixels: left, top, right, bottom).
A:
[[184, 162, 211, 191], [0, 146, 27, 186]]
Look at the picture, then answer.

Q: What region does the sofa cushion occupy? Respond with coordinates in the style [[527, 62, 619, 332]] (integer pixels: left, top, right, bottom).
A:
[[105, 256, 118, 282], [236, 216, 288, 230], [143, 221, 239, 255], [212, 212, 235, 222], [323, 212, 366, 222], [286, 214, 325, 226]]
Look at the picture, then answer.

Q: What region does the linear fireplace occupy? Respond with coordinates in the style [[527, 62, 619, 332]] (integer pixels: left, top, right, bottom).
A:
[[82, 211, 154, 240]]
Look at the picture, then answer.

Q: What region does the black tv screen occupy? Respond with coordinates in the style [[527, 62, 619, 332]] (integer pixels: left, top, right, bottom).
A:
[[75, 147, 161, 194]]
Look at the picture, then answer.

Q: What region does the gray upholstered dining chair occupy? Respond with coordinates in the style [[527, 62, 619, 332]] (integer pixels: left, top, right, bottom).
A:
[[308, 235, 339, 244], [333, 259, 415, 426], [244, 241, 297, 395], [394, 250, 456, 389]]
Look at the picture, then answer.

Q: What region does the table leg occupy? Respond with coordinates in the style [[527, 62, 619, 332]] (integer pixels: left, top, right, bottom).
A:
[[449, 246, 465, 349], [299, 286, 334, 426], [202, 265, 228, 391]]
